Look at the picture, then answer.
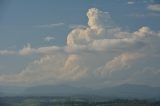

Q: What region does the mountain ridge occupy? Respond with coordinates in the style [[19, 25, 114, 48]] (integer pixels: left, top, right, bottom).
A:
[[1, 84, 160, 99]]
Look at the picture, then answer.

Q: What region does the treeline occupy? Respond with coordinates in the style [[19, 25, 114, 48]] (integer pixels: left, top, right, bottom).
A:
[[0, 97, 160, 106]]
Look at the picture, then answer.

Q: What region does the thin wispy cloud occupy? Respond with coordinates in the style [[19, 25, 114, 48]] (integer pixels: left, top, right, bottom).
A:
[[69, 24, 86, 29], [34, 22, 65, 28], [44, 36, 55, 42], [129, 13, 160, 17], [147, 4, 160, 12], [0, 50, 16, 55], [127, 1, 135, 5]]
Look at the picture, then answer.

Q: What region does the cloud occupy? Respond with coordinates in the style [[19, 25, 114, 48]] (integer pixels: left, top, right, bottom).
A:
[[44, 36, 55, 42], [0, 8, 160, 88], [69, 24, 87, 29], [97, 53, 144, 76], [19, 43, 63, 56], [35, 22, 64, 28], [147, 4, 160, 12], [67, 8, 115, 49], [0, 50, 16, 55], [0, 43, 63, 56], [127, 1, 135, 5], [129, 13, 160, 17]]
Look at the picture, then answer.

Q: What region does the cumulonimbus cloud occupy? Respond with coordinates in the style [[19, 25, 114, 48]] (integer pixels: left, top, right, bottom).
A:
[[0, 8, 160, 88]]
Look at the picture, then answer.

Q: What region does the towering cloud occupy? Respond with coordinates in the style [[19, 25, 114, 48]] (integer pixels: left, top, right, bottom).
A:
[[0, 8, 160, 88], [67, 8, 114, 49]]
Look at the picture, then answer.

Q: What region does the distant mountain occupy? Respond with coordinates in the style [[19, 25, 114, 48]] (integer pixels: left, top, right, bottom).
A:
[[1, 84, 160, 99], [0, 85, 27, 97], [94, 84, 160, 99], [0, 92, 4, 97], [23, 85, 91, 96]]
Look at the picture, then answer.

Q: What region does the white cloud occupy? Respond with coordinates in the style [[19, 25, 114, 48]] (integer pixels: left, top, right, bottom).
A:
[[97, 53, 144, 76], [87, 8, 114, 29], [19, 43, 33, 56], [69, 24, 87, 29], [148, 4, 160, 12], [19, 43, 63, 56], [44, 36, 55, 42], [35, 22, 64, 28], [0, 44, 62, 56], [0, 8, 160, 88], [0, 50, 16, 55], [129, 13, 160, 17], [67, 8, 115, 49], [134, 26, 154, 37], [128, 1, 135, 5]]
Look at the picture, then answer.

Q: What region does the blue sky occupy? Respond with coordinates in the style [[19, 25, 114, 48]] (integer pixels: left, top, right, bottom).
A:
[[1, 0, 160, 48], [0, 0, 160, 88]]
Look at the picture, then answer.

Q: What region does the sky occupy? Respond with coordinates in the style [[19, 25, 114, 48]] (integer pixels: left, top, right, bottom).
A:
[[0, 0, 160, 88]]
